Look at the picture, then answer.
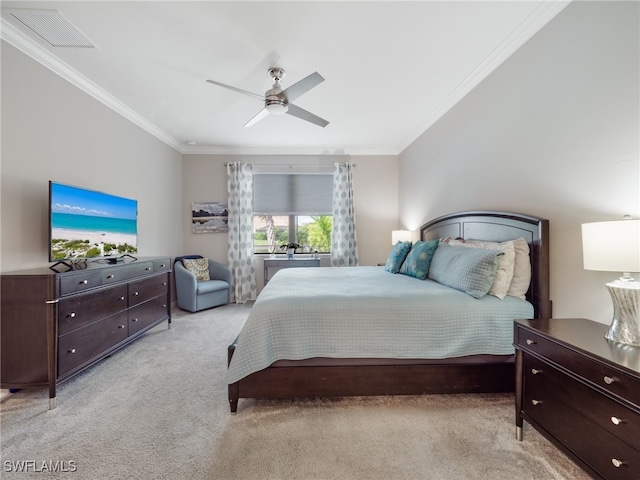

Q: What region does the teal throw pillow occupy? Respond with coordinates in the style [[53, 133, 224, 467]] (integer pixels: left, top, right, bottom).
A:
[[399, 240, 439, 280], [427, 243, 499, 298], [384, 241, 412, 274]]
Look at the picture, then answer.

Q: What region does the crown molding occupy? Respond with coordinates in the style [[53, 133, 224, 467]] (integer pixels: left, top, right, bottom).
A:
[[396, 0, 571, 154], [181, 145, 399, 157], [1, 17, 186, 154]]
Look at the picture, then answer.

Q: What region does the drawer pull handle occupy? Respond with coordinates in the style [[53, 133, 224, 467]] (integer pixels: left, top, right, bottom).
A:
[[526, 339, 536, 345], [107, 274, 115, 279], [119, 296, 125, 301], [603, 376, 615, 385], [132, 318, 139, 322], [162, 304, 167, 308], [68, 312, 76, 318], [69, 348, 76, 354], [531, 368, 542, 375], [163, 282, 167, 286], [80, 280, 88, 285], [161, 264, 166, 268], [611, 459, 624, 468], [119, 325, 126, 329], [611, 416, 623, 425], [531, 399, 542, 406], [133, 292, 139, 296], [145, 267, 152, 271]]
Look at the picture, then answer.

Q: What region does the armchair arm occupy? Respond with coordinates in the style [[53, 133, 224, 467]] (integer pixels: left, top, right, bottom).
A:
[[208, 259, 232, 285], [174, 261, 198, 312]]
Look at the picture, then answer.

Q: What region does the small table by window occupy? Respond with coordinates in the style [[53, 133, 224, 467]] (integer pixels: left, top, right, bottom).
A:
[[263, 258, 320, 285]]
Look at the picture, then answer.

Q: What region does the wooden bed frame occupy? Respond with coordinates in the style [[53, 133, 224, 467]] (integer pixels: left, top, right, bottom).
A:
[[227, 211, 550, 413]]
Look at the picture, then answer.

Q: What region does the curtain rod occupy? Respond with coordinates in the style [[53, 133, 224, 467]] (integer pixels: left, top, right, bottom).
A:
[[223, 162, 357, 167]]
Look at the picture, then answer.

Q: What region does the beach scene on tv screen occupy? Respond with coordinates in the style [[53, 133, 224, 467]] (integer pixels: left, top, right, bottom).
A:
[[50, 183, 138, 260]]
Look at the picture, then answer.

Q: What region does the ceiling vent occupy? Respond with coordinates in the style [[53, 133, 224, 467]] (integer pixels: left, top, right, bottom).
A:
[[4, 9, 96, 48]]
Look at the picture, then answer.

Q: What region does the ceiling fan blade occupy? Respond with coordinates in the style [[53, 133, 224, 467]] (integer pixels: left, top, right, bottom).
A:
[[286, 104, 329, 128], [205, 79, 264, 101], [281, 72, 324, 103], [244, 108, 270, 127]]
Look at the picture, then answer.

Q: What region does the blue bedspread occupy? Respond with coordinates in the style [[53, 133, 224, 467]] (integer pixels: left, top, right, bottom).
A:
[[226, 266, 533, 384]]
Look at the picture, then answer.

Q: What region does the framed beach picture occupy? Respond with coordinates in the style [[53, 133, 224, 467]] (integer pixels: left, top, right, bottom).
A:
[[191, 202, 229, 233]]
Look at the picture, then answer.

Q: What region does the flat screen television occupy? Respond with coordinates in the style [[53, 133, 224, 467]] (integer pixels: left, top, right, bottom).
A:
[[49, 181, 138, 266]]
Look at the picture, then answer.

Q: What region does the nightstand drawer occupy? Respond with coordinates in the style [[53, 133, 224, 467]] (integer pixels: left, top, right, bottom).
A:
[[524, 386, 640, 480], [524, 354, 640, 450], [517, 328, 640, 409]]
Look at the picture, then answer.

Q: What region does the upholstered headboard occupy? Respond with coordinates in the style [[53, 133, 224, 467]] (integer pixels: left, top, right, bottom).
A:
[[421, 211, 551, 318]]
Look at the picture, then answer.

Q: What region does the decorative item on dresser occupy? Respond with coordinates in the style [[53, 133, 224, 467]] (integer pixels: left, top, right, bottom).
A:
[[0, 257, 172, 409], [581, 218, 640, 346], [514, 318, 640, 480]]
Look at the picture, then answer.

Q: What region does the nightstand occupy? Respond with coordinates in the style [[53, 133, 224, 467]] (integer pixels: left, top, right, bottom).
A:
[[514, 318, 640, 480], [263, 258, 320, 285]]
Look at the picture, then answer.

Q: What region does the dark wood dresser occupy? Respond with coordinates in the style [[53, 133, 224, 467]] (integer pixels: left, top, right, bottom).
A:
[[1, 257, 172, 409], [514, 318, 640, 479]]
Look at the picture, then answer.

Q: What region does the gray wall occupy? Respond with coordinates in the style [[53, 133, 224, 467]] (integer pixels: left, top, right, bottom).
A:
[[1, 42, 184, 272], [398, 1, 640, 324]]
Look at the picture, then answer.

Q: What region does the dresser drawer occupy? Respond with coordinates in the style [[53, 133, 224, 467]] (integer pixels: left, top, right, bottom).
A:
[[153, 258, 171, 272], [128, 295, 169, 335], [129, 261, 155, 278], [524, 354, 640, 451], [129, 275, 170, 307], [524, 384, 640, 480], [101, 266, 132, 285], [58, 285, 128, 335], [517, 328, 640, 409], [59, 270, 103, 295], [58, 311, 128, 377]]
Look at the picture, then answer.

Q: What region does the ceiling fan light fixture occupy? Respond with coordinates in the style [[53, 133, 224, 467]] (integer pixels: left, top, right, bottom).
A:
[[206, 67, 327, 126], [265, 98, 288, 115]]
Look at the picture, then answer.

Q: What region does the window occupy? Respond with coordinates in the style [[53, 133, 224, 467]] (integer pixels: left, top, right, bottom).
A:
[[253, 173, 333, 254]]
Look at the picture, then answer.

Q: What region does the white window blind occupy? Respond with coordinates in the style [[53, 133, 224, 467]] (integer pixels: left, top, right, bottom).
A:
[[253, 174, 333, 215]]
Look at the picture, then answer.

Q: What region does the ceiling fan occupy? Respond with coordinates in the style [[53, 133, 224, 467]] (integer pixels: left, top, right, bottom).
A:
[[206, 67, 329, 128]]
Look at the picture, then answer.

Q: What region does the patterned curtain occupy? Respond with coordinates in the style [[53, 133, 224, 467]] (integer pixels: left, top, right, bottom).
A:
[[226, 162, 257, 303], [331, 162, 359, 267]]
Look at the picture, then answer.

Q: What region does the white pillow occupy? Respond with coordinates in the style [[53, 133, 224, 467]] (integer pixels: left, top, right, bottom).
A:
[[506, 238, 531, 300], [448, 239, 516, 300]]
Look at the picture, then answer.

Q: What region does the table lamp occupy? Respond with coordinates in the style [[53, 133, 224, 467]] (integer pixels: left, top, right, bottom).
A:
[[392, 230, 412, 245], [582, 218, 640, 346]]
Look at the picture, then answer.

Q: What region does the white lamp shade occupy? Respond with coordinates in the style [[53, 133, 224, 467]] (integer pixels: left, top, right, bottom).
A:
[[392, 230, 412, 245], [582, 219, 640, 273]]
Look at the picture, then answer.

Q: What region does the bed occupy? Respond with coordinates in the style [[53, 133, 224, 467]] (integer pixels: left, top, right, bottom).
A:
[[227, 211, 550, 413]]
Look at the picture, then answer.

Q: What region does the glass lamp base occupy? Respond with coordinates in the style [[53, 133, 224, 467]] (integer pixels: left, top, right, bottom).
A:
[[604, 280, 640, 347]]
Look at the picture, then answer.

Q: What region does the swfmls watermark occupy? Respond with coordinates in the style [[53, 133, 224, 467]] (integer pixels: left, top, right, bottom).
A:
[[3, 460, 77, 473]]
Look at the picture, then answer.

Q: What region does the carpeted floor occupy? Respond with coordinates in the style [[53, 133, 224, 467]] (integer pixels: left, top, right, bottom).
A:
[[0, 304, 591, 480]]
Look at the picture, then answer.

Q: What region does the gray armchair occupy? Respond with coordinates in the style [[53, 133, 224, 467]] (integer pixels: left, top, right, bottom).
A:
[[174, 255, 231, 312]]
